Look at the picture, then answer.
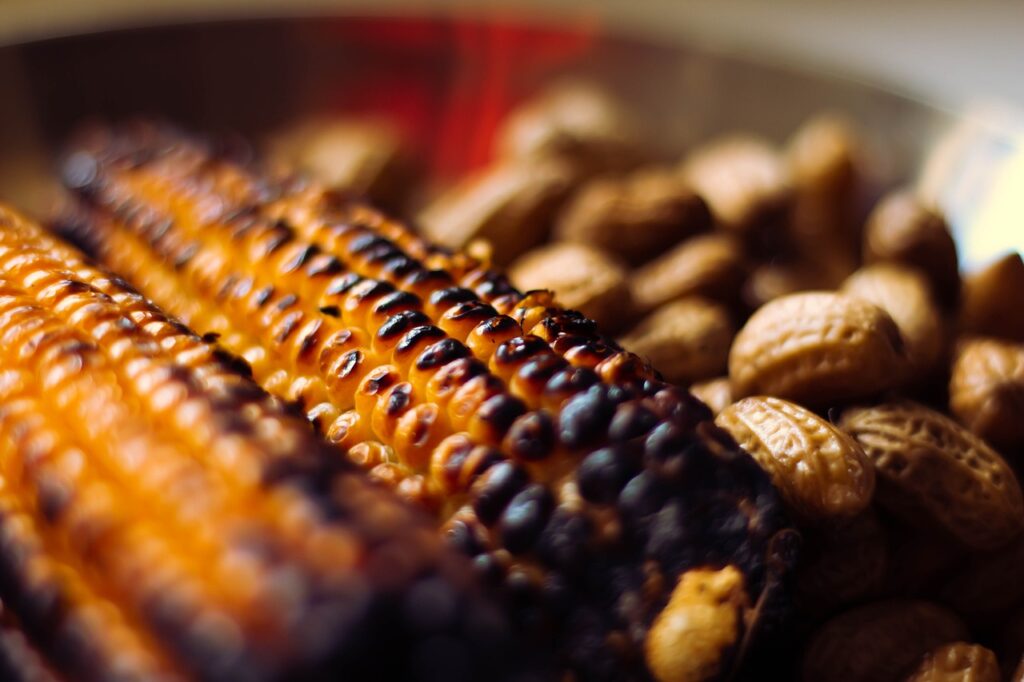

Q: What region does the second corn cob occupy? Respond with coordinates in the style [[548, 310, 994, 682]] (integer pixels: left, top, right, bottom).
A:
[[0, 205, 531, 682], [61, 123, 797, 681]]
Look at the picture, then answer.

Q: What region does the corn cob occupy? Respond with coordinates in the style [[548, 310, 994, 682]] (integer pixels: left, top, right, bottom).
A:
[[62, 123, 796, 681], [0, 206, 529, 682]]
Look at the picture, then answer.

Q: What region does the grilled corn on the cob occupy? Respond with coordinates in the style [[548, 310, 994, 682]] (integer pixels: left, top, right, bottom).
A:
[[0, 205, 526, 682], [62, 123, 796, 681]]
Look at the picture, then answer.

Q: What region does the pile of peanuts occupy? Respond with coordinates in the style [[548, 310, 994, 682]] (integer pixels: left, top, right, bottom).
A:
[[271, 82, 1024, 682]]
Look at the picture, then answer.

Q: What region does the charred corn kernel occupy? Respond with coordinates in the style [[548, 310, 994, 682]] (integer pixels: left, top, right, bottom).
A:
[[0, 206, 528, 681], [63, 124, 794, 681]]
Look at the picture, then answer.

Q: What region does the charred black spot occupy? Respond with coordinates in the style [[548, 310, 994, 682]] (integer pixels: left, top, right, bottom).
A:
[[377, 310, 432, 342], [653, 387, 713, 428], [446, 520, 483, 557], [337, 350, 363, 378], [415, 338, 471, 371], [472, 461, 529, 527], [201, 332, 221, 343], [544, 367, 600, 399], [306, 254, 344, 278], [319, 305, 341, 318], [297, 320, 323, 360], [261, 228, 292, 257], [474, 395, 527, 436], [558, 385, 617, 450], [608, 403, 660, 442], [274, 311, 303, 344], [348, 233, 392, 255], [447, 301, 498, 324], [363, 242, 403, 265], [279, 244, 317, 274], [403, 268, 453, 290], [382, 256, 420, 279], [349, 279, 395, 304], [577, 446, 639, 505], [395, 325, 447, 355], [504, 411, 556, 462], [212, 348, 253, 378], [429, 287, 478, 310], [275, 294, 298, 311], [324, 272, 363, 296], [430, 358, 489, 394], [515, 355, 568, 387], [373, 291, 421, 317], [253, 286, 275, 308], [364, 369, 398, 395], [494, 336, 550, 367], [386, 383, 413, 416], [477, 315, 520, 337], [499, 484, 554, 555], [475, 274, 518, 300]]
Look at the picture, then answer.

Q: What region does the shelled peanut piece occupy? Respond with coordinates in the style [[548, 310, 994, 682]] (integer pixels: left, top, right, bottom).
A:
[[0, 205, 528, 682], [59, 123, 796, 682]]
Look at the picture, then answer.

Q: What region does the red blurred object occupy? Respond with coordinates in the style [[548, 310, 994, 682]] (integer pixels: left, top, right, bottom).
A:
[[301, 16, 600, 175]]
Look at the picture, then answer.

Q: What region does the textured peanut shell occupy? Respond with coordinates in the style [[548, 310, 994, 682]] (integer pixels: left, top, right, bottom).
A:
[[645, 565, 748, 682], [863, 190, 960, 308], [802, 600, 968, 682], [619, 297, 734, 385], [554, 168, 712, 265], [949, 338, 1024, 452], [631, 233, 748, 313], [842, 264, 945, 384], [841, 402, 1024, 549], [729, 292, 907, 406], [959, 252, 1024, 343], [509, 241, 633, 332], [904, 642, 1000, 682], [716, 396, 875, 522]]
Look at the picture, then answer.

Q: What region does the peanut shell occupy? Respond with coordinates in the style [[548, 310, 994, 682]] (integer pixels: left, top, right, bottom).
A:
[[802, 600, 967, 682], [904, 642, 1000, 682], [949, 337, 1024, 453], [716, 396, 875, 522], [841, 402, 1024, 549], [842, 264, 946, 385], [619, 297, 734, 385], [729, 291, 907, 406]]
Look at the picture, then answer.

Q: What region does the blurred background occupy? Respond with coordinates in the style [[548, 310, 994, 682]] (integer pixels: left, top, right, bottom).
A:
[[0, 0, 1020, 265], [2, 0, 1024, 108]]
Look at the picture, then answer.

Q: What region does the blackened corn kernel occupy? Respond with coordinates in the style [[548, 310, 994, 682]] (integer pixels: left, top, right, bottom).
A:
[[608, 403, 661, 443], [558, 385, 619, 450], [503, 411, 557, 463], [499, 484, 555, 555], [472, 462, 530, 527], [468, 394, 528, 446], [577, 446, 640, 505]]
